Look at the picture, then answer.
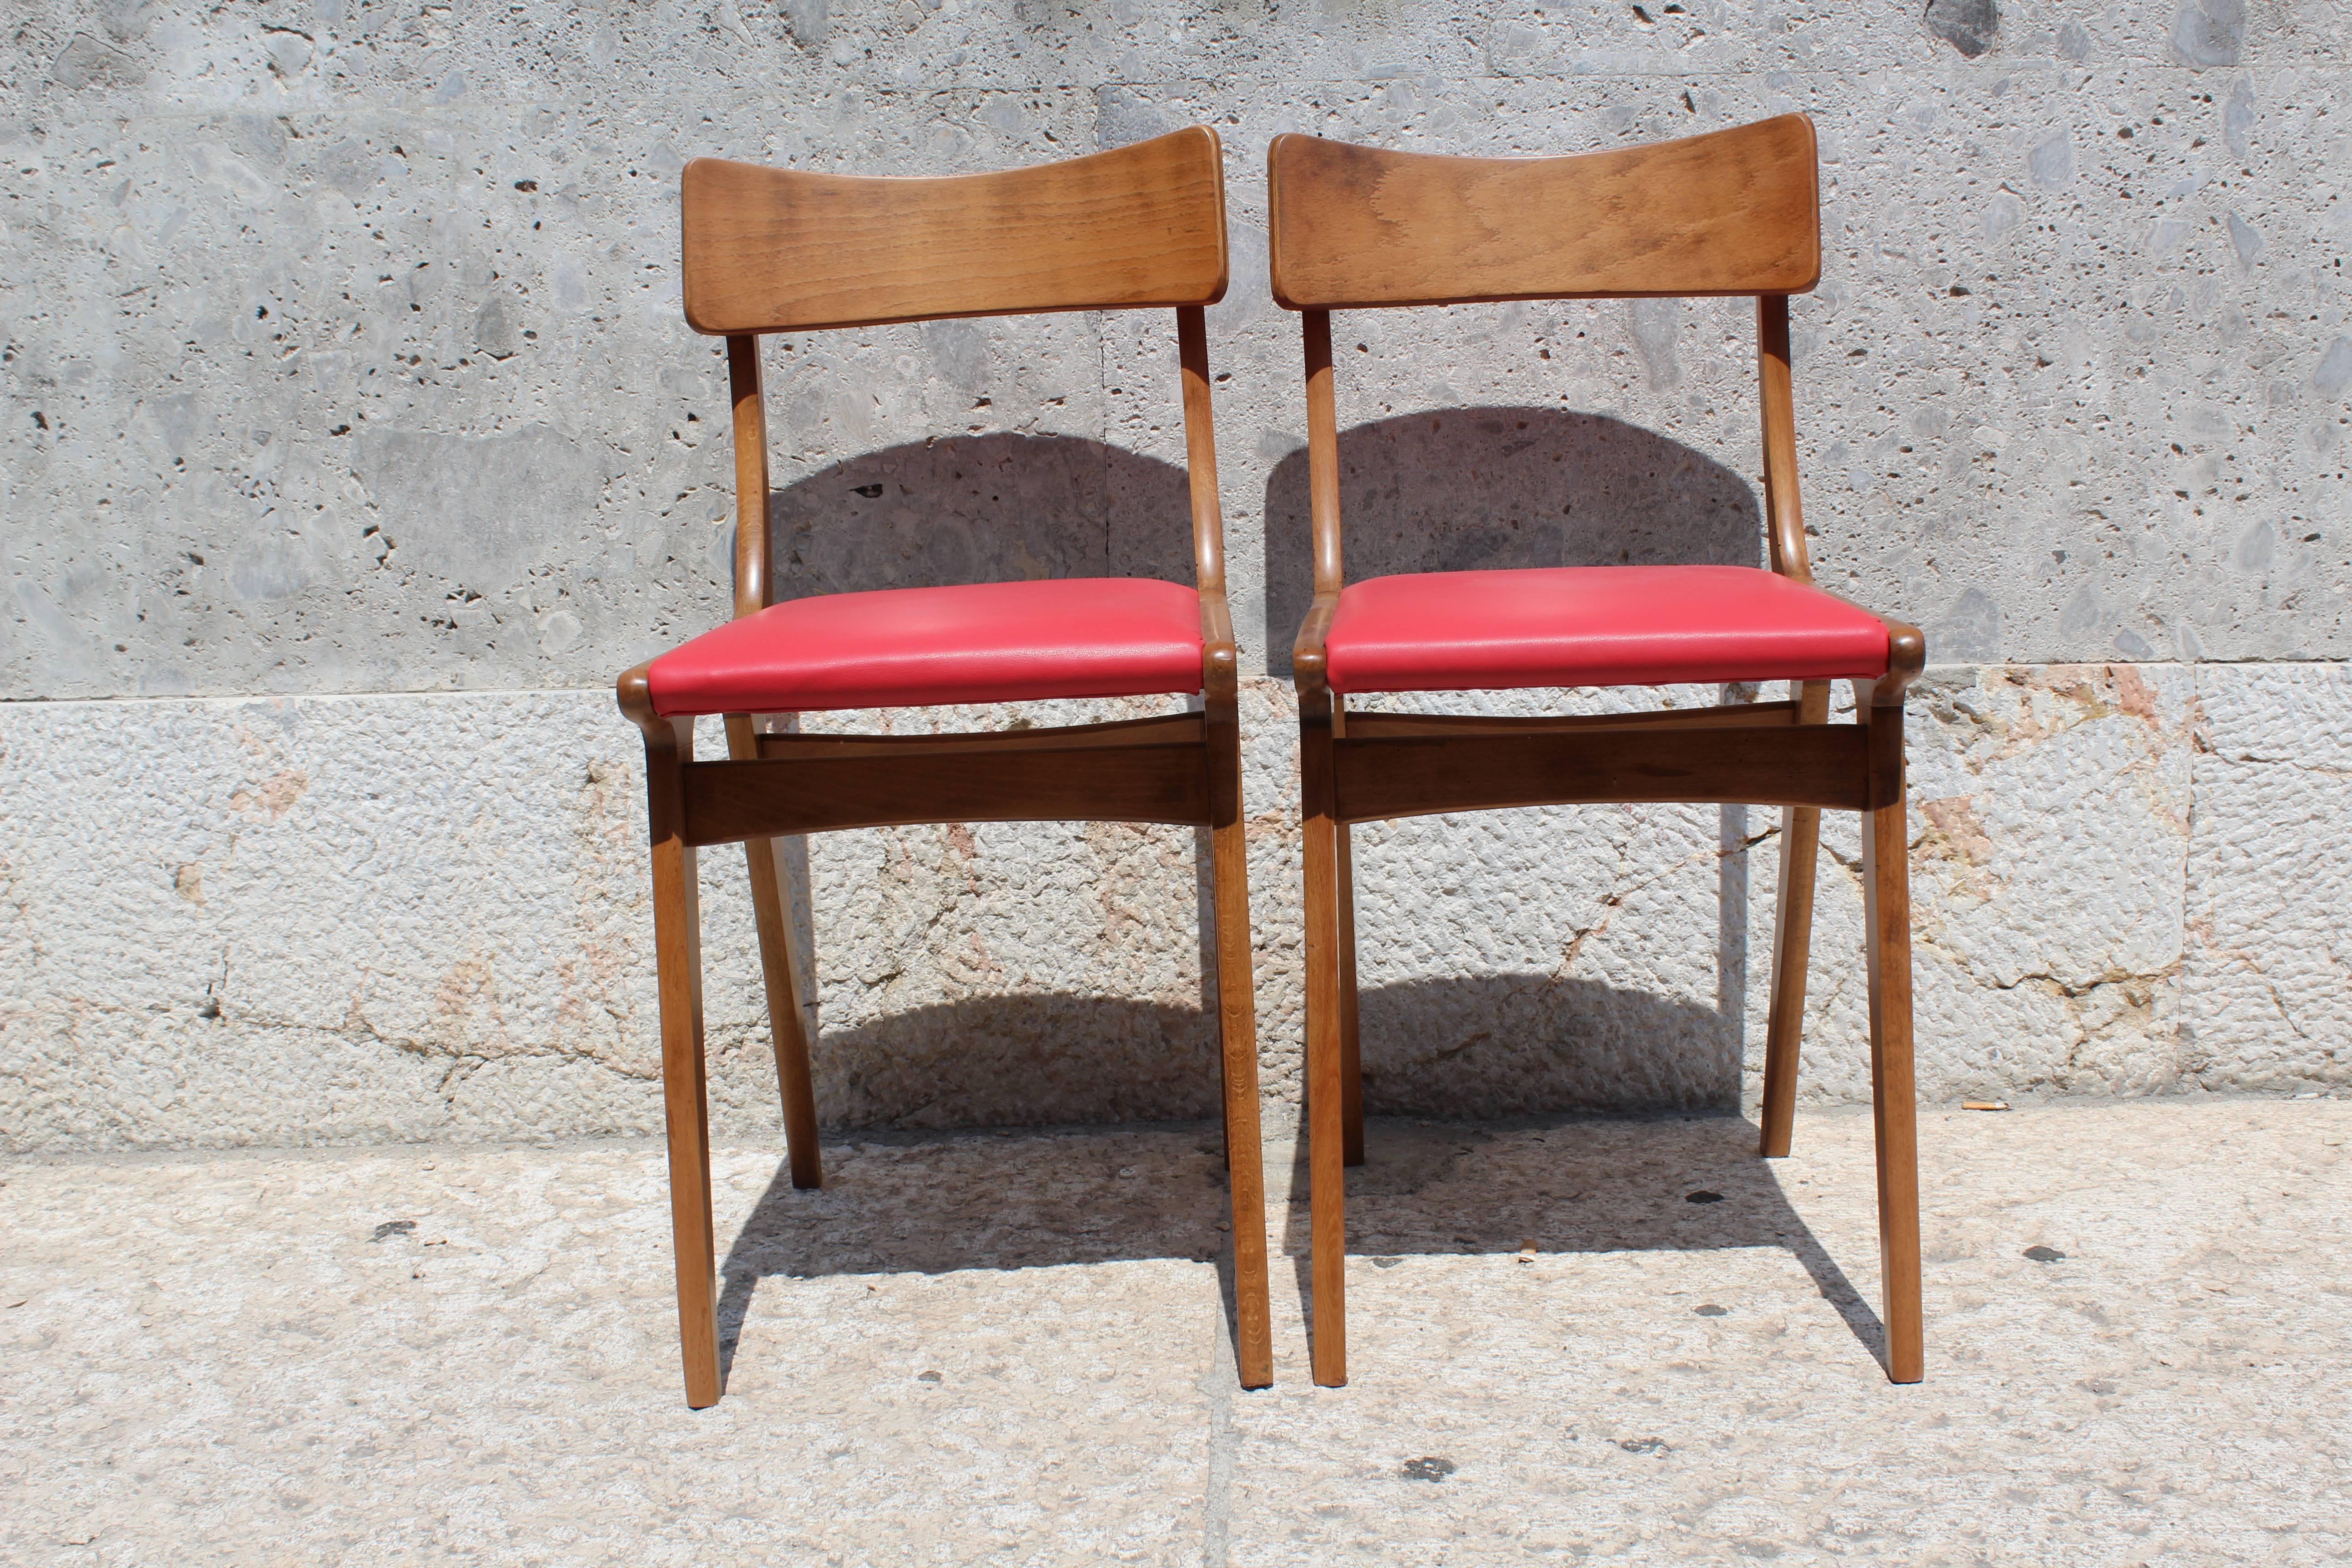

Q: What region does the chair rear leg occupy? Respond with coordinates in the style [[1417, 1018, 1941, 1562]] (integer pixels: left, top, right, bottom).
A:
[[1336, 821, 1364, 1167], [1301, 700, 1349, 1387], [1759, 679, 1830, 1159], [646, 716, 722, 1408], [1759, 804, 1821, 1158], [1328, 698, 1363, 1166], [1206, 709, 1273, 1390], [726, 718, 823, 1189], [746, 835, 823, 1189], [1860, 687, 1923, 1384]]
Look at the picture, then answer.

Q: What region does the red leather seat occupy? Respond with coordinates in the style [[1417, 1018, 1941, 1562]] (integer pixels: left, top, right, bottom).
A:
[[645, 578, 1204, 716], [1323, 564, 1891, 695]]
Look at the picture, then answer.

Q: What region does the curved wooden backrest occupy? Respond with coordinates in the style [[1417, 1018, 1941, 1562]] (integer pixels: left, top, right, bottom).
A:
[[1267, 115, 1819, 310], [683, 127, 1229, 334]]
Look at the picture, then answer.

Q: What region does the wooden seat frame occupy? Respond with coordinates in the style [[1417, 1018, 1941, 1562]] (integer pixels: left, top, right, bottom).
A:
[[618, 128, 1272, 1407], [1268, 116, 1927, 1389]]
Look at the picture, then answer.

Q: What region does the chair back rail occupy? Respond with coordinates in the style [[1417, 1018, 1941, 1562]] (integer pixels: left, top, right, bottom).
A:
[[688, 128, 1232, 621], [684, 127, 1228, 334], [1268, 114, 1823, 602], [1266, 114, 1818, 310]]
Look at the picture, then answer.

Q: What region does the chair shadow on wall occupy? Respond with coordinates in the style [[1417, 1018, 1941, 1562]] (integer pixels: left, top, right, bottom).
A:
[[701, 423, 1887, 1387], [743, 431, 1215, 1133], [1259, 405, 1773, 1122]]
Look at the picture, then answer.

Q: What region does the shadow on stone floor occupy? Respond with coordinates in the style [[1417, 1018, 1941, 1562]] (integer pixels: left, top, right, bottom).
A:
[[1275, 1111, 1889, 1379], [710, 977, 1881, 1388], [1261, 407, 1762, 678]]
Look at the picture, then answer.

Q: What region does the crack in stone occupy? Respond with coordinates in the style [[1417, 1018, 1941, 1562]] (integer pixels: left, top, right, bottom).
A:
[[2262, 976, 2313, 1043], [2209, 751, 2352, 778], [1553, 824, 1780, 976]]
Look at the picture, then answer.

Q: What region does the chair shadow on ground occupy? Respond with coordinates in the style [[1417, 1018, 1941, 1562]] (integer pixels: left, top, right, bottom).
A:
[[1261, 406, 1761, 677], [1274, 1110, 1889, 1377], [710, 986, 1888, 1390]]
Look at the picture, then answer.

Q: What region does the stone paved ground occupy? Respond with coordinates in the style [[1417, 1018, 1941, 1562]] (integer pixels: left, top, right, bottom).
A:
[[3, 1098, 2348, 1566]]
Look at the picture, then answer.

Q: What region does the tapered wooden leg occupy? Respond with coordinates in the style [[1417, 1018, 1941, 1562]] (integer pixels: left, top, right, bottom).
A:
[[1333, 699, 1363, 1168], [1760, 679, 1832, 1158], [1206, 701, 1273, 1390], [1301, 696, 1348, 1387], [727, 716, 822, 1190], [1859, 686, 1923, 1384], [646, 715, 721, 1408], [1336, 823, 1362, 1165]]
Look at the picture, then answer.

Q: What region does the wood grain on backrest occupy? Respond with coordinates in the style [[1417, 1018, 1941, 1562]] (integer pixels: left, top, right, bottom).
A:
[[683, 127, 1229, 334], [1267, 115, 1818, 310]]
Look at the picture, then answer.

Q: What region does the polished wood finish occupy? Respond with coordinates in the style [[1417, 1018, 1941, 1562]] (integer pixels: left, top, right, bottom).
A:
[[727, 715, 821, 1191], [1340, 701, 1802, 739], [1860, 680, 1924, 1384], [1333, 724, 1871, 823], [1267, 116, 1818, 311], [681, 739, 1213, 846], [1334, 699, 1363, 1169], [632, 136, 1271, 1405], [630, 691, 721, 1409], [1206, 683, 1274, 1386], [1758, 677, 1831, 1159], [727, 335, 772, 619], [683, 129, 1227, 335], [1298, 679, 1348, 1388], [1302, 312, 1344, 596], [724, 332, 819, 1182], [1274, 114, 1926, 1389], [1757, 296, 1816, 585]]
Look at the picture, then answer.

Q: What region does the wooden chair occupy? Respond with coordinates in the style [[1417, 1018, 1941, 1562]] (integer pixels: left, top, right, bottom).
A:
[[617, 127, 1272, 1408], [1268, 114, 1926, 1388]]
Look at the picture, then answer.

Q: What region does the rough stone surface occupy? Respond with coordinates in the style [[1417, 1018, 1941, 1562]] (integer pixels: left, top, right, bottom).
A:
[[6, 659, 2349, 1149], [4, 2, 2349, 697], [3, 5, 2350, 1147], [4, 1099, 2350, 1563], [2182, 660, 2352, 1088]]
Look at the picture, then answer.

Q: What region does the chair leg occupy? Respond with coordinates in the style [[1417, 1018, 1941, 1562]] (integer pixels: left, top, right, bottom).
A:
[[1335, 825, 1364, 1167], [730, 711, 823, 1190], [1329, 701, 1362, 1166], [1759, 804, 1820, 1159], [1206, 704, 1273, 1390], [1760, 680, 1830, 1158], [745, 837, 823, 1189], [646, 716, 722, 1408], [1301, 697, 1348, 1387], [1859, 686, 1923, 1385]]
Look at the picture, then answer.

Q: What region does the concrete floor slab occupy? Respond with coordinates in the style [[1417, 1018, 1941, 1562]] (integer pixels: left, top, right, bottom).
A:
[[4, 1100, 2347, 1565]]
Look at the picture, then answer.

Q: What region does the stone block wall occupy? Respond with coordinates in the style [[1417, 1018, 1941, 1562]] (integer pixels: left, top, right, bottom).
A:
[[2, 1, 2346, 1147]]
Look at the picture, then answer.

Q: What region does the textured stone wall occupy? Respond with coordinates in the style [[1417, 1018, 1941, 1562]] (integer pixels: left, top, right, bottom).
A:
[[2, 1, 2347, 1147]]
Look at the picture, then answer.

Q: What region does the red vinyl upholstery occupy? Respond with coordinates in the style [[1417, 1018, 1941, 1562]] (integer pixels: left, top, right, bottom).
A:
[[645, 578, 1205, 716], [1323, 565, 1891, 695]]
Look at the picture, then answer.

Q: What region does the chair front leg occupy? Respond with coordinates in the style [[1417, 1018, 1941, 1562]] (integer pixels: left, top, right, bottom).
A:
[[1759, 679, 1833, 1157], [1858, 681, 1923, 1384], [645, 714, 722, 1407], [1300, 691, 1349, 1387], [1206, 697, 1274, 1390]]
